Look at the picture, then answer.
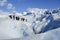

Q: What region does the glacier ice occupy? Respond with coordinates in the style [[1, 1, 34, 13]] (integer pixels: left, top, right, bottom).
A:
[[0, 8, 60, 40], [5, 28, 60, 40]]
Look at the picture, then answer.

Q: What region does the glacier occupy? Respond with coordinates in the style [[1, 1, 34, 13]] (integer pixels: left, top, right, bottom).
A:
[[0, 8, 60, 40]]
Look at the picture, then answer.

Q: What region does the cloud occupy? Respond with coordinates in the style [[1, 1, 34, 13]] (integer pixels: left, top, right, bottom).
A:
[[0, 0, 7, 6], [0, 0, 15, 10], [0, 10, 9, 14], [0, 10, 9, 15], [7, 3, 15, 10]]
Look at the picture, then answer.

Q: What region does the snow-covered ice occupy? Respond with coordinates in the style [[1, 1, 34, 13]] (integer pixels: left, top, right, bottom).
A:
[[0, 8, 60, 40]]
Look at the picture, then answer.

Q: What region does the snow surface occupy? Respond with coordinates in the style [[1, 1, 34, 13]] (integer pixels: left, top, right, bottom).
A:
[[0, 8, 60, 40], [6, 28, 60, 40]]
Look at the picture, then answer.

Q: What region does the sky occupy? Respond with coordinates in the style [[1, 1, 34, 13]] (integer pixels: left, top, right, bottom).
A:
[[0, 0, 60, 13]]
